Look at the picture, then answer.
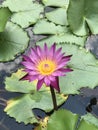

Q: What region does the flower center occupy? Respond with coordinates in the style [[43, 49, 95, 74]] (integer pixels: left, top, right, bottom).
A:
[[37, 59, 56, 75]]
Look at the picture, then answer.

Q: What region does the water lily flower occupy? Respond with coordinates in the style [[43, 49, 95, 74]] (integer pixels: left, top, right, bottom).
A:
[[22, 43, 72, 92]]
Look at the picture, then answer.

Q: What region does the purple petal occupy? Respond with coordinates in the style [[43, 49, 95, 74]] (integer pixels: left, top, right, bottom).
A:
[[38, 75, 45, 80], [29, 48, 40, 63], [20, 74, 38, 81], [59, 68, 73, 73], [28, 70, 39, 75], [52, 70, 65, 76], [36, 45, 42, 57], [44, 76, 51, 86], [37, 79, 44, 90], [22, 55, 32, 62], [22, 61, 35, 70], [43, 43, 49, 59], [51, 77, 60, 92], [48, 75, 56, 82], [49, 43, 56, 59]]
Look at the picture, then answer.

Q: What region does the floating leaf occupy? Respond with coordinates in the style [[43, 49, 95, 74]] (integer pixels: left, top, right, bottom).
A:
[[42, 0, 69, 8], [0, 22, 29, 61], [46, 8, 68, 25], [47, 109, 98, 130], [33, 19, 86, 46], [2, 0, 44, 28], [4, 94, 38, 124], [68, 0, 98, 36], [33, 19, 65, 34], [0, 7, 12, 32], [36, 42, 98, 94], [4, 69, 67, 124], [2, 0, 35, 12], [82, 113, 98, 127], [59, 43, 98, 94]]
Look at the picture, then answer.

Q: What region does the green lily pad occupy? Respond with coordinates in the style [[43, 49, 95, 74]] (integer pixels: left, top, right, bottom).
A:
[[47, 109, 98, 130], [33, 19, 87, 46], [4, 69, 67, 124], [4, 94, 38, 124], [0, 22, 29, 61], [68, 0, 98, 36], [0, 7, 12, 32], [82, 113, 98, 127], [46, 8, 68, 25], [36, 42, 98, 94], [59, 43, 98, 94], [42, 0, 69, 8], [2, 0, 44, 28]]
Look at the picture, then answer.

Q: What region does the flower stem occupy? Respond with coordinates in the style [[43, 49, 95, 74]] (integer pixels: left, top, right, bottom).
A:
[[50, 86, 58, 111]]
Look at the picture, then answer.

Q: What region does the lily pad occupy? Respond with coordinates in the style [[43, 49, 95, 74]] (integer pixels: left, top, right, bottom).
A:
[[46, 8, 68, 25], [4, 69, 67, 124], [82, 113, 98, 127], [68, 0, 98, 36], [0, 7, 12, 32], [33, 19, 87, 46], [0, 22, 29, 61], [2, 0, 44, 28], [42, 0, 69, 8], [36, 42, 98, 94], [4, 94, 38, 124], [47, 109, 98, 130]]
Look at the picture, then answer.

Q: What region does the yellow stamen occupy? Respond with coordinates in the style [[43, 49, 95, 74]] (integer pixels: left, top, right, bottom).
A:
[[37, 59, 56, 75]]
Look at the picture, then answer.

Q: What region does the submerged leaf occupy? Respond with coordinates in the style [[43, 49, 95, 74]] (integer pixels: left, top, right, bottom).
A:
[[0, 22, 29, 61]]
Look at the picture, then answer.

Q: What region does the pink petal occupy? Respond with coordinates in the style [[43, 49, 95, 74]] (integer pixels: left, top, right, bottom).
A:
[[22, 61, 35, 70], [52, 70, 65, 76], [36, 45, 42, 57], [37, 79, 44, 90], [44, 76, 51, 86], [48, 75, 56, 82], [38, 75, 45, 80], [22, 55, 32, 62], [51, 77, 60, 92], [49, 43, 56, 59], [20, 74, 38, 81], [59, 68, 73, 73]]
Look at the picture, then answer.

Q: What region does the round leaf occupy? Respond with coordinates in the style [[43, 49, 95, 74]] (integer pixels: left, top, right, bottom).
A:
[[47, 109, 79, 130], [0, 7, 12, 32], [4, 69, 67, 124], [0, 22, 29, 61], [33, 19, 87, 46], [42, 0, 69, 8], [2, 0, 44, 28], [36, 42, 98, 94], [46, 8, 68, 25], [68, 0, 98, 36], [47, 109, 98, 130]]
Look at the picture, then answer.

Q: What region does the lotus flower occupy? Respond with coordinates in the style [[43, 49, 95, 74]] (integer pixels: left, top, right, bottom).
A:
[[22, 43, 72, 92]]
